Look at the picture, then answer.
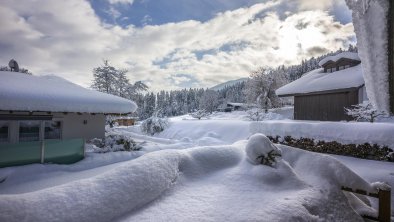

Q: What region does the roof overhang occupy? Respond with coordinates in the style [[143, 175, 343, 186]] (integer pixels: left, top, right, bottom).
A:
[[0, 114, 53, 121], [277, 85, 364, 97]]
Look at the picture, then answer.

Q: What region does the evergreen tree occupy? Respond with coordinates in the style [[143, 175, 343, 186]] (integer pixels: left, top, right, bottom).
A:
[[91, 60, 118, 94]]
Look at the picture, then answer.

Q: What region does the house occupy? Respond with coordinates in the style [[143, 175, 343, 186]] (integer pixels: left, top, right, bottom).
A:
[[217, 102, 252, 112], [114, 116, 137, 126], [276, 52, 367, 121], [0, 71, 136, 167]]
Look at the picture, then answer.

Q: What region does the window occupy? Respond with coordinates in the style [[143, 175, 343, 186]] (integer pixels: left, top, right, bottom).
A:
[[19, 121, 40, 142], [338, 66, 345, 71], [45, 121, 62, 139], [345, 64, 350, 69], [0, 121, 9, 143]]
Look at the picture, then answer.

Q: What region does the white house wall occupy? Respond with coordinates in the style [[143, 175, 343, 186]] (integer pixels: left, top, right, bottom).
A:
[[0, 112, 105, 143], [59, 113, 105, 140]]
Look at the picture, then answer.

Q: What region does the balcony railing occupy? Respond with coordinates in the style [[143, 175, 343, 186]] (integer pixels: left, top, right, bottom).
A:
[[0, 138, 85, 168]]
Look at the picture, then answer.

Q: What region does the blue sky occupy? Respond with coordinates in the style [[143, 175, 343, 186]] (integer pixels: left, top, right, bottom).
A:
[[0, 0, 355, 90]]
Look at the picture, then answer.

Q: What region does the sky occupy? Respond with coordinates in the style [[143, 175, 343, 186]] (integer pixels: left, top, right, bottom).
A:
[[0, 0, 355, 91]]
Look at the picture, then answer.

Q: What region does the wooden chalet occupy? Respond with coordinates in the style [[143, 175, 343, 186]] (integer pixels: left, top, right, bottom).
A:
[[276, 52, 367, 121]]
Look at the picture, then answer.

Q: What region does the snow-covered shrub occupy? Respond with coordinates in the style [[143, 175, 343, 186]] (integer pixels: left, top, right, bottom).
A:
[[246, 108, 266, 121], [265, 135, 393, 162], [141, 116, 169, 135], [106, 115, 116, 128], [345, 101, 388, 123], [190, 110, 210, 120], [88, 134, 142, 153], [246, 133, 282, 167]]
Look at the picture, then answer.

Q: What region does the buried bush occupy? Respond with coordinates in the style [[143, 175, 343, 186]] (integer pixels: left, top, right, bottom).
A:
[[256, 150, 282, 167], [246, 133, 282, 167], [141, 116, 169, 135], [267, 135, 393, 162], [88, 134, 142, 152]]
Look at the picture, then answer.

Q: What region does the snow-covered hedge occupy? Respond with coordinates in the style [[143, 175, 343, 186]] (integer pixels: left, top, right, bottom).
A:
[[250, 121, 394, 148], [267, 135, 393, 161], [141, 117, 169, 135], [250, 121, 394, 161]]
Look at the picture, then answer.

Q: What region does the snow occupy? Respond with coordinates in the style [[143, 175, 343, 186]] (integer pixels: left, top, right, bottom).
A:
[[0, 71, 136, 114], [345, 0, 390, 112], [156, 119, 251, 145], [0, 140, 382, 222], [245, 133, 282, 165], [251, 120, 394, 148], [318, 52, 360, 66], [0, 111, 392, 221], [276, 65, 364, 96]]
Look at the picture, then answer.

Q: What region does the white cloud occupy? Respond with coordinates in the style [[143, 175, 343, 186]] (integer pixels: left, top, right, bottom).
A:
[[108, 0, 134, 5], [0, 0, 355, 91]]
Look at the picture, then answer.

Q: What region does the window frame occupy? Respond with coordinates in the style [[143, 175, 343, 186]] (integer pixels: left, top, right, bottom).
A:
[[18, 120, 41, 142], [0, 121, 10, 143], [44, 120, 63, 140]]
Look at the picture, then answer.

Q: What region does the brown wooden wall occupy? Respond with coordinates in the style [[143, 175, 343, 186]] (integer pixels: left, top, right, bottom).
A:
[[294, 90, 359, 121]]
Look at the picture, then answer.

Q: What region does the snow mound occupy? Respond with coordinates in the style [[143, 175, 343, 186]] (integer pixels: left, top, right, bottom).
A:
[[246, 133, 282, 166], [318, 52, 360, 66], [0, 140, 383, 221], [0, 71, 136, 113], [157, 119, 251, 145]]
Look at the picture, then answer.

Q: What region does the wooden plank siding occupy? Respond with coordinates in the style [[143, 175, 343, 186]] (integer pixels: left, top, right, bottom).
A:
[[294, 90, 359, 121]]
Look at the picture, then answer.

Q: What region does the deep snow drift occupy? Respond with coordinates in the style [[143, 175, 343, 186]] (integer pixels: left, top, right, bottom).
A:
[[0, 137, 383, 222]]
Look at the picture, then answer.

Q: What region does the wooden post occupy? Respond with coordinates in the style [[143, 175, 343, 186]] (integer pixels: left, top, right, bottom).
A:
[[389, 0, 394, 114], [83, 138, 86, 158], [40, 140, 45, 164], [378, 188, 391, 222]]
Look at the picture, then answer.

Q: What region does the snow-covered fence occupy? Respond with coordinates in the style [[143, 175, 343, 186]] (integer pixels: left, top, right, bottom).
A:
[[341, 186, 391, 222], [0, 139, 85, 168]]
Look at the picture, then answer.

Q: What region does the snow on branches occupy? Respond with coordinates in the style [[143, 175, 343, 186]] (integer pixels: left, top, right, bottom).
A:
[[190, 110, 210, 120], [141, 116, 169, 135], [345, 101, 388, 122], [246, 133, 282, 167], [345, 0, 390, 112]]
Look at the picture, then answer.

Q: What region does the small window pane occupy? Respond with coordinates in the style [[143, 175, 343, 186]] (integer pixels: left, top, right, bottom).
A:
[[0, 121, 9, 143], [45, 121, 61, 139], [19, 121, 40, 142]]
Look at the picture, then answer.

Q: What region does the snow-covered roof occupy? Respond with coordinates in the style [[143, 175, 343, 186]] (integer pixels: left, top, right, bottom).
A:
[[276, 64, 364, 96], [318, 52, 360, 66], [227, 102, 248, 107], [0, 71, 137, 114]]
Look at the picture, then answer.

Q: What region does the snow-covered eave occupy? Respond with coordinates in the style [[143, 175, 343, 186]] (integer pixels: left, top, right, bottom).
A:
[[0, 109, 133, 115], [277, 85, 365, 97]]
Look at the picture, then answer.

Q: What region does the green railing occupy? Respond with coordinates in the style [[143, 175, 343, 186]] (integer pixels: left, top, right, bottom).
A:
[[0, 138, 85, 168]]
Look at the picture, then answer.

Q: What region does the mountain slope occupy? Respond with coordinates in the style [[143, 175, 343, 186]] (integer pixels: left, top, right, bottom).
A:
[[210, 78, 248, 91]]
